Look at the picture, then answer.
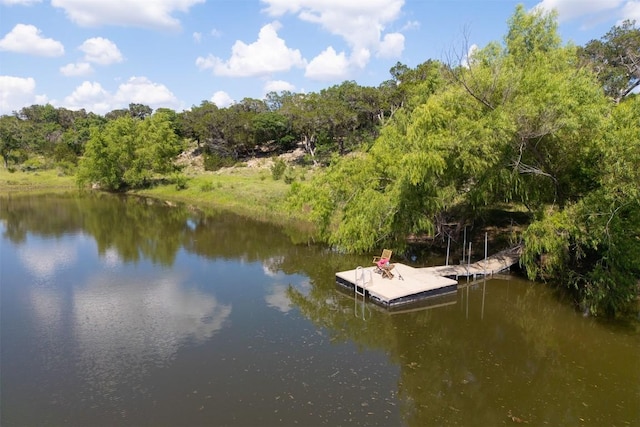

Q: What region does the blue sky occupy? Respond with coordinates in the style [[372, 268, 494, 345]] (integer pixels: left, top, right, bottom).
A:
[[0, 0, 636, 115]]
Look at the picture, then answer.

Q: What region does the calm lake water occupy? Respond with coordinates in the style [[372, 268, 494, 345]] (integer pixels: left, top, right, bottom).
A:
[[1, 193, 638, 426]]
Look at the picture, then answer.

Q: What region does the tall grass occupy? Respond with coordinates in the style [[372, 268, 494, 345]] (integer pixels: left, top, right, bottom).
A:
[[0, 165, 316, 232], [134, 166, 313, 227], [0, 168, 77, 194]]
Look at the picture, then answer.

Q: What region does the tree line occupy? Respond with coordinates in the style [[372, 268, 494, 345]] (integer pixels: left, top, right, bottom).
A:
[[0, 6, 638, 316], [0, 79, 401, 178]]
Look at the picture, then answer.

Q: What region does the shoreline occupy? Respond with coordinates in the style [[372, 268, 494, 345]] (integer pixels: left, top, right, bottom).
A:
[[0, 166, 315, 233]]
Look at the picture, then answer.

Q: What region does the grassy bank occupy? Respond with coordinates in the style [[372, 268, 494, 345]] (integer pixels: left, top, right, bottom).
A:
[[134, 165, 311, 227], [0, 168, 77, 195], [1, 165, 312, 230]]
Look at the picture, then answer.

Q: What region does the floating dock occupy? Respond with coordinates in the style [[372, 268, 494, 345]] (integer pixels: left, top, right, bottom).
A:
[[336, 263, 458, 309], [336, 246, 521, 309]]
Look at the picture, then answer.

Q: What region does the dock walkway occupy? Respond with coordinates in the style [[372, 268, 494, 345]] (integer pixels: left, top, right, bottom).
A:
[[424, 245, 522, 280], [335, 245, 521, 309]]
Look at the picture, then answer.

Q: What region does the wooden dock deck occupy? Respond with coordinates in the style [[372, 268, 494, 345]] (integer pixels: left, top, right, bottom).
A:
[[335, 246, 521, 309], [336, 263, 458, 309]]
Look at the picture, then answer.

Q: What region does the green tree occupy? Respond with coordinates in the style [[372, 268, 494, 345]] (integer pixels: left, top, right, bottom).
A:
[[105, 108, 130, 121], [0, 115, 22, 168], [578, 20, 640, 103], [77, 116, 136, 190], [279, 92, 323, 164], [128, 103, 153, 120], [521, 96, 640, 315], [126, 110, 183, 185], [252, 111, 293, 150], [178, 101, 220, 147], [13, 104, 64, 161], [77, 112, 183, 190]]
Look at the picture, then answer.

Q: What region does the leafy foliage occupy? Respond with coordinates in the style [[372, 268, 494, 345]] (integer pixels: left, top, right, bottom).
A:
[[77, 112, 183, 190], [521, 96, 640, 315], [203, 152, 235, 171], [578, 20, 640, 102], [270, 157, 287, 180]]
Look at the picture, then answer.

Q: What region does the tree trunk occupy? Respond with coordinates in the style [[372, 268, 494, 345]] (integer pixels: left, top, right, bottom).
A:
[[302, 134, 317, 165]]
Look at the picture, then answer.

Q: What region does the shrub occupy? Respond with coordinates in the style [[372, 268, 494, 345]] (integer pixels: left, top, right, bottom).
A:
[[172, 173, 188, 190], [200, 181, 214, 192], [56, 161, 77, 176], [7, 149, 28, 166], [283, 168, 296, 184], [203, 152, 235, 171], [21, 157, 47, 171], [270, 157, 286, 180], [53, 143, 79, 164]]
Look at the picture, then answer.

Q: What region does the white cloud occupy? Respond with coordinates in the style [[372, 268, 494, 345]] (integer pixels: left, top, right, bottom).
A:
[[63, 81, 111, 113], [350, 47, 371, 69], [262, 0, 405, 66], [0, 75, 47, 114], [195, 55, 215, 70], [0, 0, 42, 5], [196, 21, 306, 77], [461, 43, 478, 68], [193, 32, 202, 43], [60, 62, 93, 76], [61, 77, 181, 114], [113, 76, 180, 109], [51, 0, 205, 30], [305, 46, 350, 81], [377, 32, 404, 58], [211, 91, 234, 107], [533, 0, 624, 22], [620, 1, 640, 22], [264, 79, 295, 94], [0, 24, 64, 56], [79, 37, 123, 65], [401, 20, 420, 32]]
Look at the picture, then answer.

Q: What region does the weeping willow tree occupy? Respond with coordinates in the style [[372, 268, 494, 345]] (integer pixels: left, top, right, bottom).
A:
[[521, 96, 640, 316], [287, 5, 639, 315], [287, 5, 607, 250]]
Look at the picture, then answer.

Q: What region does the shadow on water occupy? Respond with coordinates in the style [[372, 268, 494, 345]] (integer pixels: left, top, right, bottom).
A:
[[1, 193, 639, 426]]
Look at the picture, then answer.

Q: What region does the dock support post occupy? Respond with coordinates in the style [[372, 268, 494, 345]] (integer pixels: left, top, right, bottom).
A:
[[446, 235, 451, 266], [484, 232, 488, 277], [467, 242, 471, 283], [462, 227, 466, 265], [481, 278, 486, 320], [466, 282, 469, 318]]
